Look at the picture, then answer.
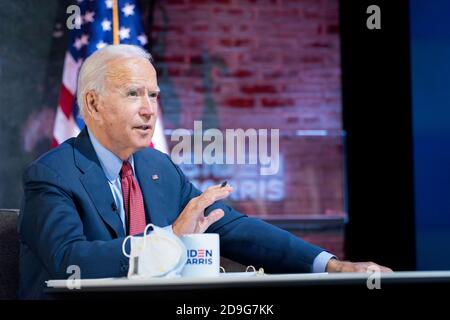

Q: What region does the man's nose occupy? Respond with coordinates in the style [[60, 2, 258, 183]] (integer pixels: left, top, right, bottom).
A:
[[139, 96, 156, 118]]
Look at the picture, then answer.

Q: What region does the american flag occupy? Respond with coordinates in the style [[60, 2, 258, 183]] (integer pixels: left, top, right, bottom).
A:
[[52, 0, 167, 153]]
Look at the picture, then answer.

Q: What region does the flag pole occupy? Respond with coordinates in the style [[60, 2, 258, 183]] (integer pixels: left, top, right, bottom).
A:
[[112, 0, 120, 44]]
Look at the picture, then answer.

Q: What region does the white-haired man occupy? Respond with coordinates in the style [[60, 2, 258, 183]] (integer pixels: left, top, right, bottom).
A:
[[19, 44, 391, 299]]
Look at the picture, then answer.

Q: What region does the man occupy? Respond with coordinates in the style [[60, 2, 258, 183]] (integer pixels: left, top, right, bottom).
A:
[[19, 45, 391, 299]]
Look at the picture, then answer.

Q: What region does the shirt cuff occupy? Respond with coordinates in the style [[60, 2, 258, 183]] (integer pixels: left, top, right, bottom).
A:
[[312, 251, 337, 273]]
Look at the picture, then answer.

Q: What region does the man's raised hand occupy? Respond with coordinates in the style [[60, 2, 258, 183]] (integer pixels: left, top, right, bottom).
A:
[[173, 183, 233, 236]]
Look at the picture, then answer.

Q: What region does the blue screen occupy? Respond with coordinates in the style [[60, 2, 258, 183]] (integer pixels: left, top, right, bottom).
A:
[[410, 0, 450, 270]]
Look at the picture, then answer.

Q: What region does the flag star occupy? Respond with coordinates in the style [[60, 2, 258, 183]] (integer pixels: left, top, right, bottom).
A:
[[122, 3, 135, 17], [105, 0, 113, 9], [119, 27, 130, 40], [84, 11, 95, 23], [74, 37, 84, 50], [137, 33, 148, 46], [80, 34, 90, 46], [76, 0, 84, 3], [101, 19, 111, 31], [96, 41, 107, 49]]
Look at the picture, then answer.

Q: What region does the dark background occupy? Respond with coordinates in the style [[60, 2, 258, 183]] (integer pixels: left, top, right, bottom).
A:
[[410, 0, 450, 270], [340, 0, 416, 270]]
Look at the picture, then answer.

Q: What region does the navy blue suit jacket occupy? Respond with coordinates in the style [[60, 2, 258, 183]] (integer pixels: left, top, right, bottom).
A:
[[19, 128, 324, 299]]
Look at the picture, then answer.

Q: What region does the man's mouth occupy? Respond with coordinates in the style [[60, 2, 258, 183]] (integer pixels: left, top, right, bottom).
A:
[[134, 125, 152, 133], [134, 125, 152, 130]]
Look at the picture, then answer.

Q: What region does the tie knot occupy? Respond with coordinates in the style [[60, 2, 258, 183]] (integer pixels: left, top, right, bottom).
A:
[[120, 161, 133, 178]]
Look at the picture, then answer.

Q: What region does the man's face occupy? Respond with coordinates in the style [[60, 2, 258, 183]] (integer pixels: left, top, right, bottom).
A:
[[88, 57, 159, 159]]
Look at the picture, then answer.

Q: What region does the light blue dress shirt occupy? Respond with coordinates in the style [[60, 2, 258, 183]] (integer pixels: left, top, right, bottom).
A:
[[88, 128, 334, 272], [88, 128, 137, 233]]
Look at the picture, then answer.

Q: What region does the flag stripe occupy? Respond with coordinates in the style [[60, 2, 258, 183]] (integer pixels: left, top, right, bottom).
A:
[[53, 108, 81, 144], [62, 52, 81, 95], [59, 85, 75, 119]]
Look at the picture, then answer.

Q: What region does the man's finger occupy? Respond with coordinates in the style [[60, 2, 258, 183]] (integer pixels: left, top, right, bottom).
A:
[[197, 187, 233, 208], [379, 266, 394, 273], [208, 185, 233, 195], [208, 182, 231, 191], [207, 209, 225, 224], [197, 209, 225, 233]]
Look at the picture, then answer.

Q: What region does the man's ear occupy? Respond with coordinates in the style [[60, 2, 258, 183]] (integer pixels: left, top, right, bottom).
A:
[[84, 91, 100, 120]]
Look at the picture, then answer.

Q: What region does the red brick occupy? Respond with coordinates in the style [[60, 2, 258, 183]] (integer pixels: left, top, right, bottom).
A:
[[327, 25, 340, 34], [220, 38, 251, 47], [193, 86, 221, 94], [192, 24, 209, 32], [219, 25, 232, 33], [151, 25, 184, 34], [241, 85, 277, 94], [309, 42, 332, 49], [190, 55, 204, 64], [190, 0, 208, 4], [167, 68, 182, 77], [301, 56, 324, 64], [225, 98, 255, 108], [261, 98, 295, 108], [286, 116, 299, 124], [153, 55, 185, 63], [228, 69, 254, 78]]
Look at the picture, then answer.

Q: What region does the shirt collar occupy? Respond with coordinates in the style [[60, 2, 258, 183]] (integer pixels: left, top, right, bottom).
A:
[[87, 127, 135, 182]]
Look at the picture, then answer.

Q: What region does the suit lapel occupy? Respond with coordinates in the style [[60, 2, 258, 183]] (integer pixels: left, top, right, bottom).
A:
[[134, 151, 168, 227], [74, 128, 125, 238]]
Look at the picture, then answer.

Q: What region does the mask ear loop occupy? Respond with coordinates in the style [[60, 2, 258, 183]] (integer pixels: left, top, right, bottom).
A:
[[122, 224, 155, 258], [246, 265, 256, 273], [141, 224, 155, 251], [122, 235, 133, 258]]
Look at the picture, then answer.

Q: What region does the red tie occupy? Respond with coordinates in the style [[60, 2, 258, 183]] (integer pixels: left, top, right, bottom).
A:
[[120, 161, 147, 235]]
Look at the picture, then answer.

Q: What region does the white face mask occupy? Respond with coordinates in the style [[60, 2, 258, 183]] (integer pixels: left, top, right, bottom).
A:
[[122, 224, 187, 279]]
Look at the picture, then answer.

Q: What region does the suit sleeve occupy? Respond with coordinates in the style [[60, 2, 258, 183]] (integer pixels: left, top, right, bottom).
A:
[[19, 162, 130, 279], [168, 156, 325, 273]]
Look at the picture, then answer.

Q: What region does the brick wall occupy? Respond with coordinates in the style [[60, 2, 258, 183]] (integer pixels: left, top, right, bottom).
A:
[[149, 0, 344, 257], [151, 0, 341, 128]]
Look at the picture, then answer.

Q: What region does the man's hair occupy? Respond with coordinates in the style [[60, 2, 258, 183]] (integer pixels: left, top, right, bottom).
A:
[[76, 44, 152, 118]]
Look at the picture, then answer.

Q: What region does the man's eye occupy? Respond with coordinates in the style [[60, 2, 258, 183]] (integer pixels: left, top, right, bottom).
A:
[[128, 90, 138, 97], [149, 92, 158, 98]]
